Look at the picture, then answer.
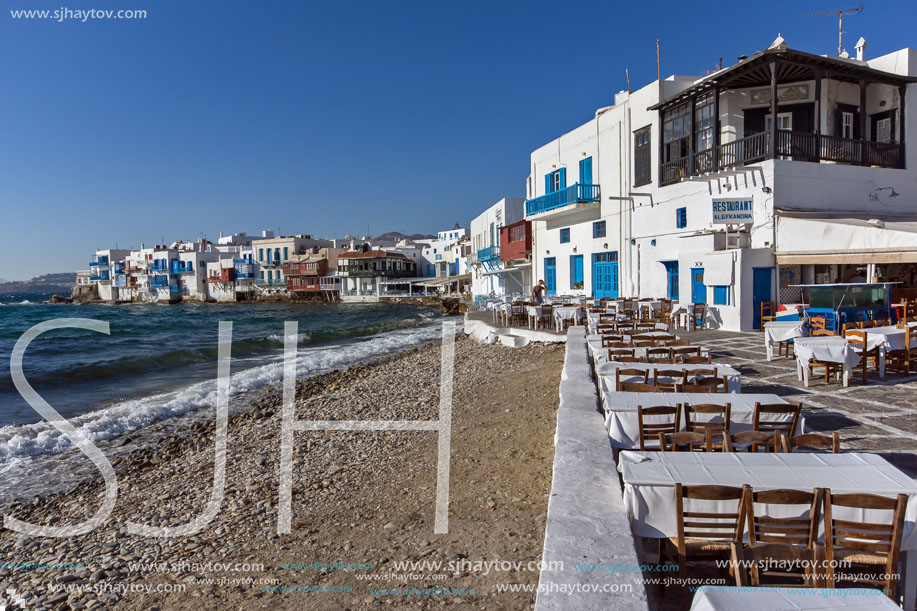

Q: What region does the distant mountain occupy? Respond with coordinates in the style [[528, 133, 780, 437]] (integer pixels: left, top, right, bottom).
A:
[[375, 231, 435, 242], [0, 272, 76, 295], [0, 277, 6, 284]]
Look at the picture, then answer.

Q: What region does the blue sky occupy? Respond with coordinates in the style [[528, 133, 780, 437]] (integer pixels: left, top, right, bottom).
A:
[[2, 0, 915, 280]]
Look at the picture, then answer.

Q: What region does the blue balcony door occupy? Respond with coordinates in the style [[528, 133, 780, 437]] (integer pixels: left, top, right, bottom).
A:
[[570, 255, 584, 290], [752, 267, 774, 329], [662, 261, 679, 300], [544, 257, 556, 294], [592, 252, 618, 299], [579, 157, 592, 185], [691, 268, 706, 304]]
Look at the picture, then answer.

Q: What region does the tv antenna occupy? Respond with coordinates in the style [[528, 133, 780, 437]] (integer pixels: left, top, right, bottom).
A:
[[803, 6, 863, 56]]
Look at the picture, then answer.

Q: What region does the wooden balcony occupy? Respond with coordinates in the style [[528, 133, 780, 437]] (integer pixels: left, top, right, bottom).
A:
[[660, 130, 905, 186]]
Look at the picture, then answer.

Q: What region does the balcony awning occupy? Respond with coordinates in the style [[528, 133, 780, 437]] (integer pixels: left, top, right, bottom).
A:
[[776, 213, 917, 264], [702, 253, 734, 286], [421, 273, 472, 286], [649, 47, 917, 113], [482, 263, 531, 277]]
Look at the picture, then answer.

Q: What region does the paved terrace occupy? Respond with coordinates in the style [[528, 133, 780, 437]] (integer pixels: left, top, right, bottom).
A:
[[683, 328, 917, 477]]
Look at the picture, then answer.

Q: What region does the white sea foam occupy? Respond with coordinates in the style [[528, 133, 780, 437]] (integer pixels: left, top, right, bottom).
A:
[[266, 331, 312, 343], [0, 322, 449, 503]]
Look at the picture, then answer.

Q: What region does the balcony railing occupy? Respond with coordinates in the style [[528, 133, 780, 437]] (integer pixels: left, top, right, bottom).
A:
[[150, 275, 171, 288], [661, 130, 905, 186], [525, 183, 601, 217], [477, 246, 500, 262], [151, 262, 171, 273], [89, 256, 109, 267]]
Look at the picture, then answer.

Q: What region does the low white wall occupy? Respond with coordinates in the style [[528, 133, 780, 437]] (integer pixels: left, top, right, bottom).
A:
[[534, 326, 649, 611]]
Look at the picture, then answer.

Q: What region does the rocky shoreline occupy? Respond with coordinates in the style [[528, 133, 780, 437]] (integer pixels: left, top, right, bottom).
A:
[[0, 336, 564, 610]]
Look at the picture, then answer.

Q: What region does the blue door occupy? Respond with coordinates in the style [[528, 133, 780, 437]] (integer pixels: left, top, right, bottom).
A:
[[592, 252, 619, 299], [662, 261, 679, 300], [544, 257, 556, 294], [752, 267, 774, 329], [691, 268, 706, 303], [570, 255, 584, 290], [579, 157, 593, 185]]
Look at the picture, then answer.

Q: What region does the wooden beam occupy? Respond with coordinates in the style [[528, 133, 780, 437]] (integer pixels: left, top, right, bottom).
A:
[[713, 85, 720, 171], [899, 84, 907, 169], [860, 80, 868, 165], [814, 70, 822, 136], [770, 60, 778, 160]]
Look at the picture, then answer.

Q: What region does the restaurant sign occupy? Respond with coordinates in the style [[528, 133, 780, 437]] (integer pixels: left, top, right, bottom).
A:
[[712, 198, 753, 224]]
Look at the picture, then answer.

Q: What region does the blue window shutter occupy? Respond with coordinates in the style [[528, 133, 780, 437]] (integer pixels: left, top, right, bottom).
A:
[[559, 168, 566, 189], [545, 174, 551, 194], [580, 157, 592, 184]]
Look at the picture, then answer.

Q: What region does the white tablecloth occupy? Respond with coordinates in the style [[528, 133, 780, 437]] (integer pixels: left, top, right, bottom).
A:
[[593, 345, 707, 366], [600, 392, 801, 449], [553, 306, 584, 331], [764, 321, 808, 360], [794, 336, 860, 386], [596, 362, 741, 392], [690, 586, 899, 611], [618, 452, 917, 550], [586, 331, 677, 358]]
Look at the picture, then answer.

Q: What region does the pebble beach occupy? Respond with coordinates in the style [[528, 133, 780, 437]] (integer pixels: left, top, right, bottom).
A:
[[0, 336, 565, 610]]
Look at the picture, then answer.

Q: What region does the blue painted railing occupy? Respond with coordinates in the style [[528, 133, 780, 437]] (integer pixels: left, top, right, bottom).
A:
[[172, 261, 194, 274], [89, 256, 109, 267], [150, 275, 170, 288], [151, 261, 171, 273], [477, 246, 500, 262], [525, 183, 601, 216]]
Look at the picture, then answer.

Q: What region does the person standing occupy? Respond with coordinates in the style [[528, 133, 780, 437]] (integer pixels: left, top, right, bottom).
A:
[[532, 280, 546, 304]]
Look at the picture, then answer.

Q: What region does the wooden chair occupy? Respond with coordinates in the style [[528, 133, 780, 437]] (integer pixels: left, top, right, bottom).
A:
[[509, 304, 525, 326], [780, 432, 841, 454], [616, 356, 645, 363], [686, 366, 718, 385], [607, 348, 635, 361], [685, 403, 731, 450], [725, 430, 781, 453], [637, 405, 681, 450], [680, 381, 721, 393], [753, 402, 802, 439], [601, 334, 625, 347], [647, 357, 675, 364], [746, 487, 822, 548], [885, 324, 915, 374], [731, 541, 827, 588], [845, 330, 878, 385], [824, 491, 908, 600], [657, 431, 708, 452], [671, 338, 691, 346], [681, 354, 713, 365], [618, 381, 660, 392], [654, 369, 688, 392], [646, 347, 672, 361], [535, 304, 553, 330], [760, 301, 777, 328], [614, 368, 649, 390], [808, 316, 835, 337], [660, 484, 746, 604], [691, 303, 707, 330], [632, 340, 655, 348], [672, 346, 701, 360]]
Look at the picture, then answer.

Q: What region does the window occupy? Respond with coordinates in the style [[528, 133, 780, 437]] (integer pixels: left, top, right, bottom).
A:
[[579, 157, 593, 185], [876, 118, 891, 143], [634, 126, 651, 186], [662, 261, 679, 301], [509, 224, 525, 242], [546, 168, 566, 194], [570, 255, 584, 290], [694, 92, 715, 153], [765, 112, 792, 131], [559, 228, 570, 243], [593, 221, 606, 238], [841, 112, 854, 139], [676, 208, 687, 229], [713, 285, 730, 305], [283, 247, 289, 260], [259, 248, 264, 261], [663, 103, 691, 163]]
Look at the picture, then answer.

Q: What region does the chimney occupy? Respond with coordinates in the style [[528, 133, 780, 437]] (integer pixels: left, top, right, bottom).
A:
[[855, 37, 866, 61]]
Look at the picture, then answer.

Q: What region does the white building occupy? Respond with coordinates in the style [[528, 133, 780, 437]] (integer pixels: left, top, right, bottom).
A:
[[469, 197, 527, 299], [525, 39, 916, 331]]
